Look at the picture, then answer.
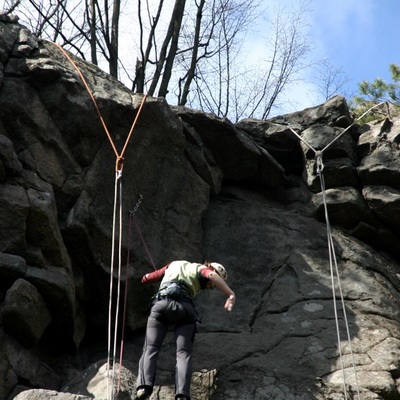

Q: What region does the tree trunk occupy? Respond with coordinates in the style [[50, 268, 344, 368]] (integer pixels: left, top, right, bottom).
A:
[[148, 0, 186, 96], [109, 0, 120, 78], [133, 0, 164, 93], [178, 0, 205, 106], [88, 0, 98, 65]]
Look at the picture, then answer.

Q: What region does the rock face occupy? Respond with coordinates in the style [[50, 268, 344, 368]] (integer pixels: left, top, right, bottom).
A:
[[1, 13, 400, 400]]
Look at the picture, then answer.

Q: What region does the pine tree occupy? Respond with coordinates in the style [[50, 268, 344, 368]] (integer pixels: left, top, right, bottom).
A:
[[351, 63, 400, 123]]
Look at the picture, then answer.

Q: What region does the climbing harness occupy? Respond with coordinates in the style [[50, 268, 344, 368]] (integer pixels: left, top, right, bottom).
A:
[[287, 101, 390, 400], [52, 42, 147, 400]]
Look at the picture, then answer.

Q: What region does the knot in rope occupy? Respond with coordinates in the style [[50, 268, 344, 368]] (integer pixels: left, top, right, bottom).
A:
[[315, 151, 324, 174], [116, 156, 124, 179]]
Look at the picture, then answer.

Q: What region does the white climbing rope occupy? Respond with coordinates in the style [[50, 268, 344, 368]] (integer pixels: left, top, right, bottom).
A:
[[321, 101, 388, 153], [52, 44, 148, 400], [53, 44, 148, 400], [316, 153, 361, 400], [287, 100, 389, 154], [284, 100, 391, 400], [107, 170, 124, 400]]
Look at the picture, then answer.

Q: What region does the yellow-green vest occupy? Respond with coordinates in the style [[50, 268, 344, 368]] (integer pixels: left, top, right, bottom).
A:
[[160, 260, 203, 298]]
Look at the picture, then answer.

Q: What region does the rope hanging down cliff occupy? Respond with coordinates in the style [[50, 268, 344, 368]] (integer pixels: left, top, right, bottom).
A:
[[53, 43, 147, 400], [286, 100, 391, 400]]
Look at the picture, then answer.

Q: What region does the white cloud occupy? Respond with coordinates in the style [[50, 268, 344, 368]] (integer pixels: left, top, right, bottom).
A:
[[308, 0, 375, 49]]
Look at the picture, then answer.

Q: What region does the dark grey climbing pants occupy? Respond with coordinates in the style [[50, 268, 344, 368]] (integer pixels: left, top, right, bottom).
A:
[[137, 298, 197, 398]]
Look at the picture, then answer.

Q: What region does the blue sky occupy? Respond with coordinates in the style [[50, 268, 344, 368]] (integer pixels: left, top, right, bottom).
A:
[[310, 0, 398, 92], [2, 0, 397, 117], [284, 0, 400, 112], [98, 0, 400, 115]]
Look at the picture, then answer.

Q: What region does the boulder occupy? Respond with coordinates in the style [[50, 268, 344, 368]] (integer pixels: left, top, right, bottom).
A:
[[0, 252, 26, 284], [25, 266, 81, 351], [357, 117, 400, 190], [0, 330, 18, 400], [173, 106, 288, 187], [60, 361, 216, 400], [236, 119, 305, 175], [61, 361, 136, 400], [269, 94, 353, 128], [2, 278, 51, 347], [0, 184, 29, 255], [4, 335, 62, 392], [0, 134, 23, 179], [312, 186, 377, 229], [13, 390, 91, 400]]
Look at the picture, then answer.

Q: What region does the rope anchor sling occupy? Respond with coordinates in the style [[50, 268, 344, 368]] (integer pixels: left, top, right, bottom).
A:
[[53, 42, 147, 400], [286, 100, 391, 400]]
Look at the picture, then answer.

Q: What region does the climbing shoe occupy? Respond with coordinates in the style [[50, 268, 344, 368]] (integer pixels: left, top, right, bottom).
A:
[[175, 395, 190, 400], [134, 386, 152, 399]]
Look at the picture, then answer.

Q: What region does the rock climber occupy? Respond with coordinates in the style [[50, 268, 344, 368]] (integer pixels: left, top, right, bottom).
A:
[[134, 260, 235, 400]]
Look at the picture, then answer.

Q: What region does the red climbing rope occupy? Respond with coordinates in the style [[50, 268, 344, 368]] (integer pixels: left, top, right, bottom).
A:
[[52, 42, 147, 400]]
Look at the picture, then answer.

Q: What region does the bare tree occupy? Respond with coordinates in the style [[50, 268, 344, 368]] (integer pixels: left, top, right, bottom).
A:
[[1, 0, 21, 15], [131, 0, 256, 107], [87, 0, 97, 64], [84, 0, 121, 77], [132, 0, 164, 93], [178, 0, 312, 122], [177, 0, 205, 106], [315, 59, 351, 100], [246, 1, 312, 120], [6, 0, 121, 77], [4, 0, 315, 121], [177, 0, 259, 117], [148, 0, 186, 97], [9, 0, 90, 59], [97, 0, 121, 77]]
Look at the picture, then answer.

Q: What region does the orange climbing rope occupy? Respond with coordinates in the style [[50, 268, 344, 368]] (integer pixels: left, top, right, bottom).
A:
[[52, 42, 147, 172], [52, 42, 147, 400]]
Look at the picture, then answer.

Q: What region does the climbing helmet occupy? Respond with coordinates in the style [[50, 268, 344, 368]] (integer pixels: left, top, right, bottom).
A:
[[210, 262, 228, 280]]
